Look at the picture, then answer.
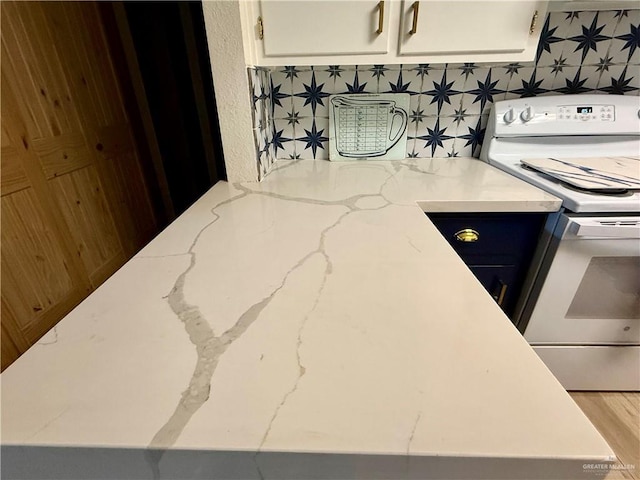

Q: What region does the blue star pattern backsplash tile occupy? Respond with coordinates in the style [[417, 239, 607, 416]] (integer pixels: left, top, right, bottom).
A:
[[250, 9, 639, 170], [248, 66, 278, 180]]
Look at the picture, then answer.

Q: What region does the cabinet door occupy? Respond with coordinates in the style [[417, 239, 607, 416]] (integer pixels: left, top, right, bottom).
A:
[[1, 2, 158, 370], [399, 1, 538, 56], [259, 0, 390, 57]]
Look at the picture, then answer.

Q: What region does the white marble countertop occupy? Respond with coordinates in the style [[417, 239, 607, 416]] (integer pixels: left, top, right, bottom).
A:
[[1, 158, 613, 479]]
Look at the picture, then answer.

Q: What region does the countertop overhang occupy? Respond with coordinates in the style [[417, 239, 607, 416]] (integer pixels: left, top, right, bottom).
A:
[[1, 158, 614, 479]]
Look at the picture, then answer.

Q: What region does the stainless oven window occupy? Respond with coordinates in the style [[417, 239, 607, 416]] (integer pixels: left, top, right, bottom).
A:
[[566, 256, 640, 320]]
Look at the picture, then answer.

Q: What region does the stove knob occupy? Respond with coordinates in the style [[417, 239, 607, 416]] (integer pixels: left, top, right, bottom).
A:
[[520, 106, 535, 122], [503, 108, 516, 124]]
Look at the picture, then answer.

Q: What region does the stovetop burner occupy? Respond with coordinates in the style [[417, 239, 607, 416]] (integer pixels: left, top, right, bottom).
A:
[[520, 164, 634, 197]]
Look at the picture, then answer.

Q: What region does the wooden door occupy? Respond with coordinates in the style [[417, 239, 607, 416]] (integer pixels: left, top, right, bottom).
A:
[[1, 1, 158, 370], [259, 1, 390, 57], [399, 1, 539, 56]]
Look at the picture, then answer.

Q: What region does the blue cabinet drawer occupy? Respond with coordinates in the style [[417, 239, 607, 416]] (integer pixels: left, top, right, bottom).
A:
[[427, 213, 544, 264], [427, 213, 546, 320]]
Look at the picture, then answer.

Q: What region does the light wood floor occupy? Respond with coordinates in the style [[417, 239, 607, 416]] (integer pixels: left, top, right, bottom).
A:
[[569, 392, 640, 480]]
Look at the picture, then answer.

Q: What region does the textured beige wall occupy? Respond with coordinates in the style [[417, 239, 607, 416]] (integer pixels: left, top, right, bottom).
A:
[[202, 1, 257, 182]]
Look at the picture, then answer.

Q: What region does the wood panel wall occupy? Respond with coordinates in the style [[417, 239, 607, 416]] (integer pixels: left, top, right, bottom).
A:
[[1, 1, 159, 370]]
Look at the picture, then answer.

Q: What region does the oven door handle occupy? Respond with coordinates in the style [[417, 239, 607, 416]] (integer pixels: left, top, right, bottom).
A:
[[569, 218, 640, 239]]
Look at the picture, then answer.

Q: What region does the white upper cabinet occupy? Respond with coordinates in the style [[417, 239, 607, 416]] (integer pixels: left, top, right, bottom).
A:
[[399, 1, 539, 56], [259, 1, 390, 57], [240, 0, 548, 66]]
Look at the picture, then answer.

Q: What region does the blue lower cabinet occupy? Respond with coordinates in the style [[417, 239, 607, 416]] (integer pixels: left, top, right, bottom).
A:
[[427, 213, 546, 321]]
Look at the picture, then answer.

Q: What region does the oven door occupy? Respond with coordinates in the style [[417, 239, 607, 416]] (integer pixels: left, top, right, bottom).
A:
[[524, 215, 640, 345]]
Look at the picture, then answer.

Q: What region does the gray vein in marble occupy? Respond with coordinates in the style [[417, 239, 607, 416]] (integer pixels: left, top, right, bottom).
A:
[[147, 175, 403, 477], [406, 236, 423, 253], [37, 326, 58, 345], [248, 250, 323, 480], [407, 413, 422, 455], [146, 188, 355, 477], [25, 407, 69, 441], [398, 159, 439, 176], [390, 161, 403, 173], [253, 210, 348, 480], [136, 253, 191, 259], [378, 166, 404, 200], [236, 183, 379, 212], [145, 192, 250, 475], [268, 158, 303, 174], [238, 166, 397, 213], [354, 195, 389, 210]]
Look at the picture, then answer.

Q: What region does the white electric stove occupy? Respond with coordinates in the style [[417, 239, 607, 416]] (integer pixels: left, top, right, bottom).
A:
[[480, 95, 640, 391]]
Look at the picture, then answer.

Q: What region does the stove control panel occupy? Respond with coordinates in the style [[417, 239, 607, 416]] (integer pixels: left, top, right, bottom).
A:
[[488, 94, 640, 137], [557, 104, 614, 122]]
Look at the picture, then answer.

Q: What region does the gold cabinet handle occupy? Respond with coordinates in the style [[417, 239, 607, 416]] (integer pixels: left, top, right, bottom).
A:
[[494, 280, 508, 307], [409, 1, 420, 35], [529, 10, 538, 35], [454, 229, 479, 242], [376, 1, 385, 34], [257, 16, 264, 40]]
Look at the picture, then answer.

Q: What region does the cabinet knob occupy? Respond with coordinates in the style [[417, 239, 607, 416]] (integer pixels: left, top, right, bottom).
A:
[[454, 229, 479, 242]]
